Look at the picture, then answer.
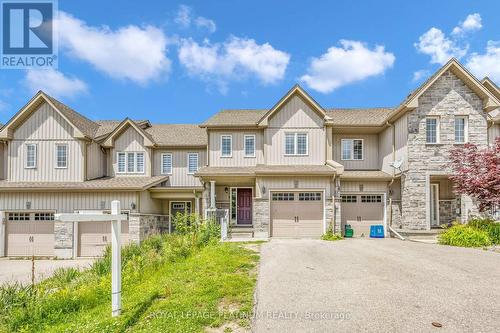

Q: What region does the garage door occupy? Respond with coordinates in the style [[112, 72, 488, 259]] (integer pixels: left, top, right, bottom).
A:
[[5, 212, 55, 257], [341, 195, 384, 237], [78, 221, 130, 257], [270, 192, 324, 238]]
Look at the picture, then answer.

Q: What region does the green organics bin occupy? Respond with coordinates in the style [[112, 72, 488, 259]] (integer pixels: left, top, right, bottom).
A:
[[344, 224, 353, 238]]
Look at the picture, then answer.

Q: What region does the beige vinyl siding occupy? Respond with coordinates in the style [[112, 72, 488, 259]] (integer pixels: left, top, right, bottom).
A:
[[138, 190, 162, 214], [111, 126, 151, 177], [340, 181, 388, 193], [152, 149, 205, 187], [257, 176, 333, 199], [209, 130, 264, 166], [488, 123, 499, 145], [394, 114, 408, 171], [9, 103, 85, 182], [265, 95, 325, 165], [378, 127, 392, 174], [86, 141, 106, 180], [0, 143, 5, 179], [333, 134, 378, 170], [0, 191, 137, 213], [9, 140, 84, 182]]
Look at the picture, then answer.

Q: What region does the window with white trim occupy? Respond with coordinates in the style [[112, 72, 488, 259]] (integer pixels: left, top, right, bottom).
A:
[[454, 116, 468, 143], [244, 135, 255, 157], [117, 152, 126, 173], [117, 152, 145, 174], [361, 195, 382, 203], [221, 135, 232, 157], [55, 144, 68, 168], [34, 212, 54, 220], [187, 153, 198, 174], [7, 212, 31, 220], [341, 195, 357, 203], [426, 117, 439, 143], [161, 153, 172, 174], [25, 143, 37, 168], [341, 139, 363, 160], [284, 133, 308, 156]]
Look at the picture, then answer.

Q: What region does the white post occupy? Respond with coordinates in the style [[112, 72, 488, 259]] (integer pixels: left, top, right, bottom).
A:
[[0, 211, 5, 257], [111, 200, 121, 317], [210, 180, 216, 209]]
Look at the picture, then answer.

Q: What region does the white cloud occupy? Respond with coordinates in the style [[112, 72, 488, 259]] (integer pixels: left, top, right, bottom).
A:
[[56, 11, 171, 84], [466, 41, 500, 82], [174, 5, 216, 33], [300, 40, 395, 93], [178, 37, 290, 89], [24, 69, 88, 98], [414, 27, 467, 65], [174, 5, 191, 28], [452, 13, 482, 35], [412, 69, 430, 82], [195, 17, 216, 33]]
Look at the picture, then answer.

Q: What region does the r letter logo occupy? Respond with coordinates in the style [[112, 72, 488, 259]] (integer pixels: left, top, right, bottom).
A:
[[1, 0, 57, 69]]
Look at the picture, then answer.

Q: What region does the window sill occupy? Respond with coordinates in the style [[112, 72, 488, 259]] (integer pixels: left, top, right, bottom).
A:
[[244, 155, 256, 158], [284, 154, 309, 157], [220, 156, 233, 158]]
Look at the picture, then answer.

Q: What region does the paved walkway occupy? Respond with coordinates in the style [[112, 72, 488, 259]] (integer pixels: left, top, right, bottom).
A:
[[0, 258, 94, 284], [254, 238, 500, 333]]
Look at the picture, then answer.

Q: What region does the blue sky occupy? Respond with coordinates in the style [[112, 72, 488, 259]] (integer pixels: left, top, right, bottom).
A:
[[1, 0, 499, 124]]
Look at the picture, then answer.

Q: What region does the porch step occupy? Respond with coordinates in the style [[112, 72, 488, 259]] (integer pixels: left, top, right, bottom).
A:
[[228, 226, 254, 239], [391, 229, 443, 243]]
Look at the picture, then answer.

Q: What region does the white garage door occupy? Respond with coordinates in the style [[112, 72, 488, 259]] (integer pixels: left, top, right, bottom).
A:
[[341, 194, 384, 237], [5, 212, 55, 257], [270, 192, 324, 238], [78, 221, 130, 257]]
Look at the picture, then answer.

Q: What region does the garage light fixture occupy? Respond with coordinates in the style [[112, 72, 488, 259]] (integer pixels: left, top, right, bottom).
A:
[[130, 202, 136, 210], [26, 201, 31, 209]]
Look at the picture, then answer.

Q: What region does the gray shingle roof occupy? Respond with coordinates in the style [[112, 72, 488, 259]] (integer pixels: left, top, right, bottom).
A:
[[44, 93, 100, 138], [326, 108, 393, 126], [195, 166, 256, 176], [0, 176, 168, 190], [145, 124, 207, 146], [202, 108, 394, 127], [201, 109, 267, 127], [340, 170, 393, 179], [196, 164, 337, 176]]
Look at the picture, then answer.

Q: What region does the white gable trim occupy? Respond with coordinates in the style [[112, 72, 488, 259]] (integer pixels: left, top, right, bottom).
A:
[[101, 118, 155, 148]]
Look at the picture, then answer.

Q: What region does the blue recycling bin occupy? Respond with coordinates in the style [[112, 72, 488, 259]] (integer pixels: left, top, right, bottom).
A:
[[370, 225, 385, 238]]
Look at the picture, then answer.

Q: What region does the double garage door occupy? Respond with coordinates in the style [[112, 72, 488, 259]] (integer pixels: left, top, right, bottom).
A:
[[270, 191, 324, 238], [341, 194, 384, 237]]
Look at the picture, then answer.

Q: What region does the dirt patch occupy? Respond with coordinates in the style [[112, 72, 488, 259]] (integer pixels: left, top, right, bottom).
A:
[[205, 321, 250, 333], [239, 243, 261, 253]]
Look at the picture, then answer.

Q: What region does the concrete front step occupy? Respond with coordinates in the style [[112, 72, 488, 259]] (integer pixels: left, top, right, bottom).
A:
[[228, 226, 254, 239]]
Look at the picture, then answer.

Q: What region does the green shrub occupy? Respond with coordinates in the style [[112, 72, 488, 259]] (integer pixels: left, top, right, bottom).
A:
[[467, 217, 500, 245], [321, 226, 343, 241], [438, 224, 492, 247]]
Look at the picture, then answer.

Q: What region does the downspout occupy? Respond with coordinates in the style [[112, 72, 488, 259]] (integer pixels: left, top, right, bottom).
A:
[[386, 121, 395, 229]]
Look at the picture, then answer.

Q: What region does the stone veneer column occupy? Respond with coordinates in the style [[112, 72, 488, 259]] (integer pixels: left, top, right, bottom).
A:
[[54, 221, 74, 259], [253, 198, 269, 238]]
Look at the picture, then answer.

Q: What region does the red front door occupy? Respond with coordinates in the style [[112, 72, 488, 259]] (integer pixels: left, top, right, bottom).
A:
[[237, 188, 252, 225]]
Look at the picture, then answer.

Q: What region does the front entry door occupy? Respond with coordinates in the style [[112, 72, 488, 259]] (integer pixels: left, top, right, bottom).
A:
[[430, 184, 440, 227], [237, 189, 252, 225]]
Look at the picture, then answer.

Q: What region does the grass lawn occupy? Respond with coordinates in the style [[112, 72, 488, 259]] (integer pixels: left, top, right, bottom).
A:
[[0, 234, 260, 333]]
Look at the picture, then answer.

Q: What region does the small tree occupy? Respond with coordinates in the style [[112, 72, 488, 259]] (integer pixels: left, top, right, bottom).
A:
[[449, 137, 500, 212]]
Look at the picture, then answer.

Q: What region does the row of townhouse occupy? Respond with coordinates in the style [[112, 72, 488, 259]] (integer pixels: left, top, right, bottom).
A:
[[0, 59, 499, 258]]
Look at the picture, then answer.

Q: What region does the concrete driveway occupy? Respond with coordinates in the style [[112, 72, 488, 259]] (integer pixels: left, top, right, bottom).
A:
[[254, 239, 500, 333], [0, 258, 94, 285]]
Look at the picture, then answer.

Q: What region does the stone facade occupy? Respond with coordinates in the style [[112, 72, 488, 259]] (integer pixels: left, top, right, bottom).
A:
[[54, 221, 74, 259], [401, 70, 487, 230], [439, 199, 459, 225], [129, 214, 169, 243], [253, 198, 269, 238]]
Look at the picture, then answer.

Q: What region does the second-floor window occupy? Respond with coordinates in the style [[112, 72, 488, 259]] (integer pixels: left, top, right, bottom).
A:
[[187, 153, 199, 174], [25, 143, 37, 168], [55, 144, 68, 168], [221, 135, 232, 157], [117, 152, 145, 174], [244, 135, 255, 157], [285, 133, 308, 156], [161, 153, 172, 174], [454, 116, 468, 143], [426, 117, 439, 143], [341, 139, 363, 160]]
